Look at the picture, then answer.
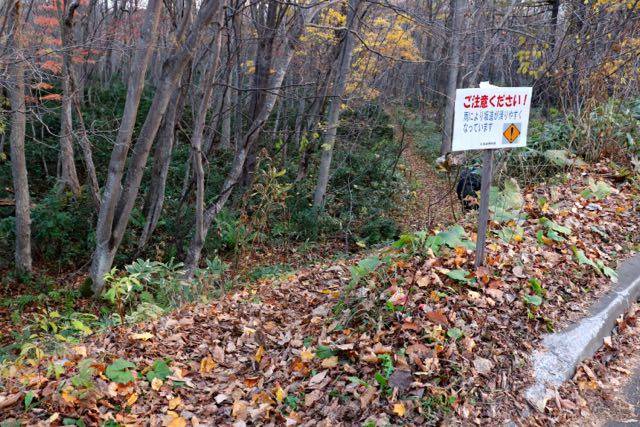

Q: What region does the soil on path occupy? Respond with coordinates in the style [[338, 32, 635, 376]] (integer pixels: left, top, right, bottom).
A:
[[386, 108, 461, 232]]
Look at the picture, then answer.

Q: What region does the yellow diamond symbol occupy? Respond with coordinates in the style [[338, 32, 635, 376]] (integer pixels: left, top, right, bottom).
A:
[[503, 124, 520, 143]]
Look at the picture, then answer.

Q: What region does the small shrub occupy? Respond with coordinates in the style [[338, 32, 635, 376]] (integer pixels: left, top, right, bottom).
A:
[[359, 215, 399, 245]]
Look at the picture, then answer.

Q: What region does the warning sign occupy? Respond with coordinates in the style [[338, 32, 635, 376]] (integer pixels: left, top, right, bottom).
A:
[[451, 86, 532, 151], [503, 123, 521, 143]]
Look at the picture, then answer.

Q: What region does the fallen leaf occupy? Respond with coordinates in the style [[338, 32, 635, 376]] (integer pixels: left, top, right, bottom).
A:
[[372, 343, 393, 354], [308, 370, 328, 388], [168, 417, 187, 427], [393, 402, 406, 417], [300, 349, 315, 361], [72, 346, 87, 357], [321, 356, 339, 368], [151, 378, 163, 391], [60, 389, 78, 404], [473, 357, 493, 375], [232, 400, 248, 420], [359, 386, 377, 409], [255, 346, 265, 363], [425, 310, 450, 326], [200, 356, 216, 374], [388, 370, 412, 393], [305, 389, 323, 407], [126, 392, 138, 407], [276, 386, 285, 403], [168, 396, 182, 410], [0, 393, 21, 409], [130, 332, 154, 341]]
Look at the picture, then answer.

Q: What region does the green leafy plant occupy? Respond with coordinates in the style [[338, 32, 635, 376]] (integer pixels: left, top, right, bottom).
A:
[[538, 217, 572, 242], [446, 269, 472, 284], [447, 328, 464, 340], [529, 278, 544, 296], [146, 359, 172, 382], [523, 294, 543, 307], [393, 225, 474, 256], [315, 345, 337, 360], [24, 391, 36, 411], [581, 178, 615, 200], [572, 247, 618, 282], [105, 359, 136, 384]]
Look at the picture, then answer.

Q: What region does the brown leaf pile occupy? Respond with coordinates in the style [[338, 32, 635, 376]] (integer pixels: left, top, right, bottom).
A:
[[1, 165, 639, 425]]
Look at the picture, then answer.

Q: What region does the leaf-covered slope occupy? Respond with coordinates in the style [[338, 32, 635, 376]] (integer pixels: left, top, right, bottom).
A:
[[1, 165, 639, 425]]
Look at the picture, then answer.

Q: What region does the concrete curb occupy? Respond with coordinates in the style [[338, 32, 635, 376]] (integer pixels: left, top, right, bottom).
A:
[[524, 254, 640, 412]]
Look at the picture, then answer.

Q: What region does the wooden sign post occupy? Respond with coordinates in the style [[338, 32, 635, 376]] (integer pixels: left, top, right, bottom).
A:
[[451, 83, 532, 267], [474, 149, 494, 267]]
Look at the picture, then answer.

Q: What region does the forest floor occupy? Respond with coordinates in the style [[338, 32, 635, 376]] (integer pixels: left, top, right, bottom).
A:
[[387, 107, 460, 233], [2, 161, 640, 425]]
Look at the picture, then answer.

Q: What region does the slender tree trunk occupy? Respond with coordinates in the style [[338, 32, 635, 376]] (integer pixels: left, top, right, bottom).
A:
[[440, 0, 464, 156], [240, 1, 278, 191], [90, 0, 224, 294], [295, 70, 331, 182], [58, 0, 81, 196], [58, 0, 88, 198], [312, 0, 361, 209], [61, 0, 100, 206], [220, 61, 232, 149], [191, 25, 224, 263], [136, 85, 185, 250], [7, 0, 32, 273], [89, 0, 163, 293], [183, 3, 319, 275], [73, 98, 101, 208]]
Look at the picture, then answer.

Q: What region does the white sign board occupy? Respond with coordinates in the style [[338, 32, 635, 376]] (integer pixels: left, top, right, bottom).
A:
[[452, 86, 532, 152]]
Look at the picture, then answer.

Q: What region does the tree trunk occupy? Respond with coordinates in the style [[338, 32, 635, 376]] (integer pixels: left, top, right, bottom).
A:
[[136, 85, 186, 251], [295, 69, 332, 182], [312, 0, 361, 209], [7, 0, 32, 273], [220, 77, 232, 149], [58, 0, 86, 198], [191, 25, 224, 266], [183, 3, 322, 276], [89, 0, 164, 293], [440, 0, 464, 156], [90, 0, 224, 294], [240, 1, 278, 191], [58, 0, 81, 196]]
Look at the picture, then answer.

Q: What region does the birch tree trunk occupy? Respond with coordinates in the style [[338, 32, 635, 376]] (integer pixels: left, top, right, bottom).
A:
[[312, 0, 361, 209], [440, 0, 464, 156], [6, 0, 32, 273]]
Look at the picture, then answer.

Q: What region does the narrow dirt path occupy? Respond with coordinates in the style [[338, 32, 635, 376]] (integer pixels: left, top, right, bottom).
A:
[[386, 108, 460, 232]]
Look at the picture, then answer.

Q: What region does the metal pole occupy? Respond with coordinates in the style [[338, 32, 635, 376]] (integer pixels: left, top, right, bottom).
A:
[[475, 149, 494, 268]]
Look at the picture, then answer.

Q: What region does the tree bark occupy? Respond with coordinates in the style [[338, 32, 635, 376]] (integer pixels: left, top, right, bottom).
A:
[[183, 2, 327, 275], [89, 0, 164, 293], [90, 0, 224, 294], [136, 85, 186, 251], [58, 0, 82, 196], [6, 0, 32, 273], [191, 24, 224, 265], [312, 0, 361, 209], [440, 0, 464, 156]]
